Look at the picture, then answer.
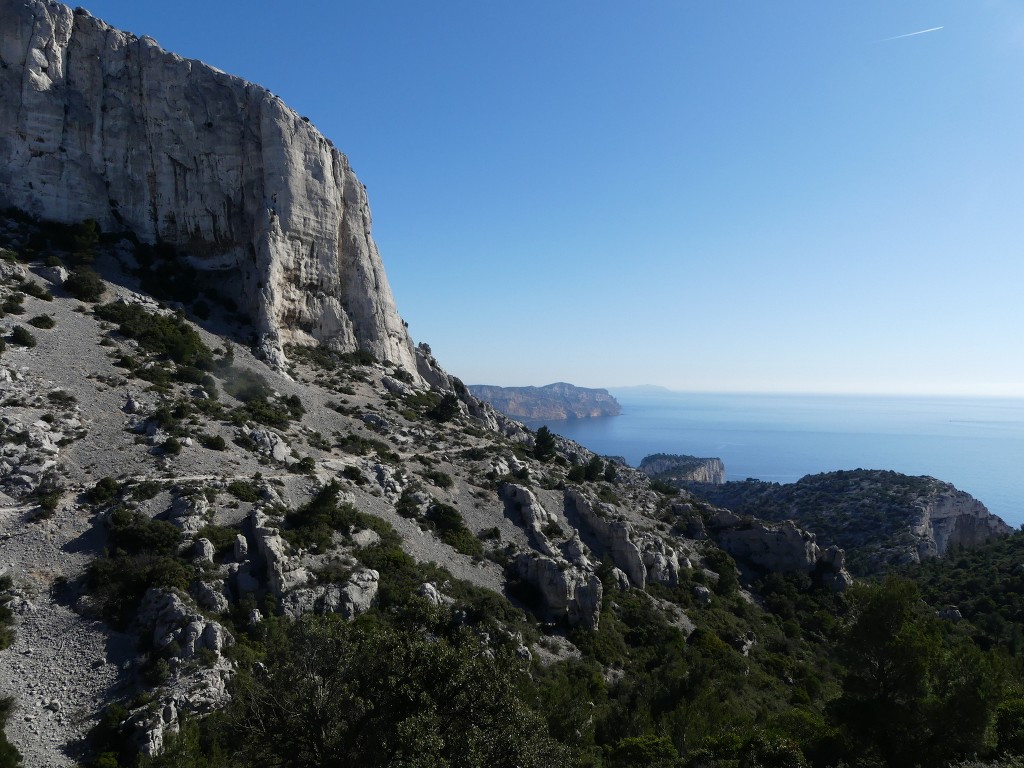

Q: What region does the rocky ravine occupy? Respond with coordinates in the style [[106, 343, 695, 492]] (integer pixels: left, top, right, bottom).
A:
[[468, 382, 622, 421], [0, 0, 416, 373]]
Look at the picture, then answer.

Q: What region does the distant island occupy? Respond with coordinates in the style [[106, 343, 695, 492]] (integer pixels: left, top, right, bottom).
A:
[[468, 382, 622, 421]]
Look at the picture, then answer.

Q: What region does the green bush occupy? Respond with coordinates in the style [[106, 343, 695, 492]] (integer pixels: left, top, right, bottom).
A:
[[64, 266, 105, 302], [27, 314, 55, 329], [534, 426, 556, 462], [200, 433, 226, 451], [422, 468, 454, 489], [226, 480, 260, 502], [10, 325, 36, 347], [196, 525, 238, 557], [0, 576, 15, 652], [222, 367, 272, 402], [426, 503, 483, 557], [428, 393, 461, 422], [87, 477, 121, 505], [20, 281, 52, 300], [94, 302, 212, 368], [0, 696, 21, 768], [88, 508, 191, 626]]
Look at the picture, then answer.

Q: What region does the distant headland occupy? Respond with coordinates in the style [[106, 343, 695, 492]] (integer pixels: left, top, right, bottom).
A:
[[468, 382, 622, 421]]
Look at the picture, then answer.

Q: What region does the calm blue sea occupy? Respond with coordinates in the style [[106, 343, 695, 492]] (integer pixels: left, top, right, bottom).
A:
[[527, 390, 1024, 528]]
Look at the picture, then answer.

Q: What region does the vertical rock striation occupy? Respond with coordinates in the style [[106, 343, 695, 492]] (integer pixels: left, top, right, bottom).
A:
[[0, 0, 416, 371]]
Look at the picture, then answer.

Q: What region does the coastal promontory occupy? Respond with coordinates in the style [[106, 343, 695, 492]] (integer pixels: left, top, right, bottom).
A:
[[468, 382, 621, 421]]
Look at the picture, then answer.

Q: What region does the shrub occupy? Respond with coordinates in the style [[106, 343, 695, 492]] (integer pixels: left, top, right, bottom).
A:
[[534, 426, 556, 462], [428, 393, 461, 422], [196, 524, 238, 557], [10, 325, 36, 347], [200, 433, 226, 450], [342, 465, 366, 485], [283, 482, 395, 553], [293, 456, 317, 474], [63, 267, 105, 301], [226, 480, 260, 502], [47, 390, 76, 406], [0, 696, 21, 767], [87, 477, 121, 505], [94, 302, 213, 368], [161, 437, 182, 456], [426, 503, 483, 557], [222, 367, 272, 402], [28, 314, 55, 329], [19, 281, 52, 300], [87, 508, 191, 626], [422, 468, 454, 489], [0, 576, 15, 652]]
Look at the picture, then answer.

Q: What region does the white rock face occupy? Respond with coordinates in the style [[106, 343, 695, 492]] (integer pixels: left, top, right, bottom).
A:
[[566, 488, 682, 589], [638, 454, 726, 485], [0, 0, 417, 373], [913, 489, 1013, 560], [514, 552, 603, 630]]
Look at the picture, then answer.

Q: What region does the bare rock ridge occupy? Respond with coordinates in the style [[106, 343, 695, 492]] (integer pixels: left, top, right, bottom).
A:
[[468, 382, 622, 421], [639, 453, 726, 485], [0, 0, 417, 373]]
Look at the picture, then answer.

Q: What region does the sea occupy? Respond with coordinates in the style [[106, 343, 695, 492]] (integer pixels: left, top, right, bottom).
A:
[[526, 390, 1024, 528]]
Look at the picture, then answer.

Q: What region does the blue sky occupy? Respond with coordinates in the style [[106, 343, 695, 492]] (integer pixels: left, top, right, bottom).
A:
[[79, 1, 1024, 395]]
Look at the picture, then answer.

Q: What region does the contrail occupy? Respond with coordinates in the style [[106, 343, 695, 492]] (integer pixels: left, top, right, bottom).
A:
[[882, 26, 943, 42]]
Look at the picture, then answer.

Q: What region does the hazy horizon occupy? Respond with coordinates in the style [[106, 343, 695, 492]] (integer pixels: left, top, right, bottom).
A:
[[77, 1, 1024, 397]]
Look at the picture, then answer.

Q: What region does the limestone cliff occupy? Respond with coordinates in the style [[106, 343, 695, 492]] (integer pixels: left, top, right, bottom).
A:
[[0, 0, 416, 372], [468, 382, 621, 421], [639, 453, 725, 485]]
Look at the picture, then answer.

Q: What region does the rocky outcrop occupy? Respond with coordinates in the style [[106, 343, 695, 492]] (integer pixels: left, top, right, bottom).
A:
[[514, 552, 603, 630], [0, 0, 416, 372], [566, 488, 684, 589], [279, 569, 379, 620], [639, 454, 725, 486], [132, 588, 234, 756], [501, 483, 559, 557], [913, 489, 1013, 559], [708, 508, 853, 591], [469, 382, 621, 421]]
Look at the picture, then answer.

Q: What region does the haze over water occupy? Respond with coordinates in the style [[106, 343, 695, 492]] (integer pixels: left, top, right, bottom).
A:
[[530, 390, 1024, 528]]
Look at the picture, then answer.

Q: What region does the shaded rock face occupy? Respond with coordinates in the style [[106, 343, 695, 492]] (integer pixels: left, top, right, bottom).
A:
[[468, 382, 622, 421], [708, 508, 852, 591], [0, 0, 416, 372], [915, 490, 1013, 560], [639, 454, 725, 486]]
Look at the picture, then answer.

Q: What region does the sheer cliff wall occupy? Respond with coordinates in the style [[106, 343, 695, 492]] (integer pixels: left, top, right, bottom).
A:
[[0, 0, 416, 371]]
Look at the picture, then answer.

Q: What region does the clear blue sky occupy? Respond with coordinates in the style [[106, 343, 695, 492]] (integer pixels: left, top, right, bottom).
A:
[[80, 1, 1024, 396]]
